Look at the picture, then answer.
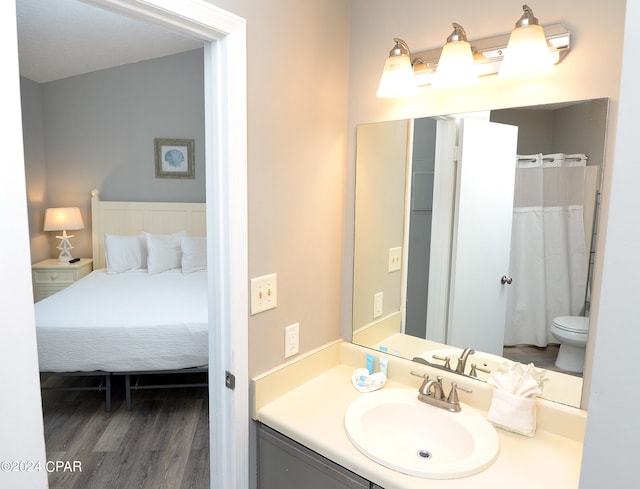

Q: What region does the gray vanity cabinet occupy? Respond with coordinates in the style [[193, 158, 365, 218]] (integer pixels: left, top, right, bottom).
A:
[[258, 423, 380, 489]]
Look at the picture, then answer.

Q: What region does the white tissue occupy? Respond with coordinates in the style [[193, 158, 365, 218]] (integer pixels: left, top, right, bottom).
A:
[[486, 362, 546, 437], [351, 368, 387, 393]]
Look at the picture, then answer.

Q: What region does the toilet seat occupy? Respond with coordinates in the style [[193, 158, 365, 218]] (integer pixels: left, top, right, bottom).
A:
[[552, 316, 589, 334]]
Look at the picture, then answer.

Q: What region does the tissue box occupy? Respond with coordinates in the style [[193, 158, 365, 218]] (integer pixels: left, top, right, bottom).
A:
[[487, 389, 537, 437]]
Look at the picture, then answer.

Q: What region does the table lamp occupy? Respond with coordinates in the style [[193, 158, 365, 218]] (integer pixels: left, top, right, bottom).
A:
[[43, 207, 85, 262]]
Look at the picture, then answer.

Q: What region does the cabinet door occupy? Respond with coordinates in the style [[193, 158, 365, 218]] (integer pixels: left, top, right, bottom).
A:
[[258, 424, 370, 489]]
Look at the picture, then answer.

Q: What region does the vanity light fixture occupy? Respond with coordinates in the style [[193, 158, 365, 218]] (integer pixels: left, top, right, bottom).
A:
[[43, 207, 85, 262], [377, 4, 570, 96], [432, 23, 478, 88], [377, 38, 419, 98]]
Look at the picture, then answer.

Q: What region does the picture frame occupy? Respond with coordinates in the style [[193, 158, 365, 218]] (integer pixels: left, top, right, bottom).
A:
[[154, 138, 195, 179]]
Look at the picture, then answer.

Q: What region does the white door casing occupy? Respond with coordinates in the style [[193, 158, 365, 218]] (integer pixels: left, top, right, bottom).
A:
[[424, 118, 458, 343], [84, 2, 248, 488]]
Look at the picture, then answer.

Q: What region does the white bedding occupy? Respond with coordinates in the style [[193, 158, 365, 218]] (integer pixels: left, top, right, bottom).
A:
[[35, 269, 208, 372]]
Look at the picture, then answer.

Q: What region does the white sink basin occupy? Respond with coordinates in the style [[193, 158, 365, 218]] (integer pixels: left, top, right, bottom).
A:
[[344, 388, 499, 479], [419, 348, 514, 381]]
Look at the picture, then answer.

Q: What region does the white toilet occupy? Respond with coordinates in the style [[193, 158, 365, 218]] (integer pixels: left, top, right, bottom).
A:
[[550, 316, 589, 373]]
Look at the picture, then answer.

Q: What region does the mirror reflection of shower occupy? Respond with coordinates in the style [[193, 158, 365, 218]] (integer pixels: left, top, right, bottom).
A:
[[503, 153, 598, 376]]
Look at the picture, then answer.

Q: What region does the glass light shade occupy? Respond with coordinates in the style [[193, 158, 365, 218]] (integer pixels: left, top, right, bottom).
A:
[[377, 53, 418, 98], [43, 207, 85, 231], [499, 24, 555, 79], [432, 40, 479, 88]]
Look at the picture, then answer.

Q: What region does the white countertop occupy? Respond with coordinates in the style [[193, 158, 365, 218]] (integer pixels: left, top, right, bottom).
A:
[[254, 342, 585, 489]]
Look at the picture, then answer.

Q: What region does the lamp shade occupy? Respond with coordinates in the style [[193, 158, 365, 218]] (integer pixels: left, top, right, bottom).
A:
[[377, 38, 418, 98], [499, 6, 555, 79], [43, 207, 85, 231], [499, 24, 554, 78], [433, 25, 478, 89]]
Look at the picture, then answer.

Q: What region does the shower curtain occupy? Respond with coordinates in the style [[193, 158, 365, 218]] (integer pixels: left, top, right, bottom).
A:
[[504, 153, 589, 347]]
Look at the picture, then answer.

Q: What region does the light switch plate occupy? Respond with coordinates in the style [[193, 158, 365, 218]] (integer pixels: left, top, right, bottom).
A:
[[388, 247, 402, 272], [250, 273, 277, 315]]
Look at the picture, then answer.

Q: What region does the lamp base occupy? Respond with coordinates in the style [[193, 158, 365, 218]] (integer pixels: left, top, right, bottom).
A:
[[56, 231, 75, 262]]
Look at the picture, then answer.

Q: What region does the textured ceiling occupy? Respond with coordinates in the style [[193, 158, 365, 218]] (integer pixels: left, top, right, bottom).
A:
[[16, 0, 203, 83]]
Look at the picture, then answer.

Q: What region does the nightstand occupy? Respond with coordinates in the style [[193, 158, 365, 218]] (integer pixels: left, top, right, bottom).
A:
[[32, 258, 93, 302]]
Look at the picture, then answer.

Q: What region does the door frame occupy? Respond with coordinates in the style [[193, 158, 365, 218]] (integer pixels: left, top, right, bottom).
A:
[[424, 117, 457, 343], [86, 1, 248, 488]]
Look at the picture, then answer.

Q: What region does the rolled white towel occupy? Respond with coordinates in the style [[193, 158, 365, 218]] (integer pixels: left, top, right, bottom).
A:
[[487, 389, 537, 437], [486, 363, 544, 437]]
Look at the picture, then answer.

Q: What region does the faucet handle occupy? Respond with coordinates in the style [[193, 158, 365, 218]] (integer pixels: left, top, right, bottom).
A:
[[447, 383, 461, 404], [410, 371, 430, 395], [469, 363, 491, 377], [432, 355, 451, 370], [446, 382, 473, 404]]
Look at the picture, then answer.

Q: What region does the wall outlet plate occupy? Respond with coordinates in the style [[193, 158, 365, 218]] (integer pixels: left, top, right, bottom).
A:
[[285, 323, 299, 358], [373, 292, 383, 318], [250, 273, 277, 315]]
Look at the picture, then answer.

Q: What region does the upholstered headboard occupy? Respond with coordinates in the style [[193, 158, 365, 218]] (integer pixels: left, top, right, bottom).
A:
[[90, 189, 206, 269]]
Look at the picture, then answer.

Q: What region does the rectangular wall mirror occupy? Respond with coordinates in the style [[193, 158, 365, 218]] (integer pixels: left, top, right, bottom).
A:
[[352, 98, 609, 408]]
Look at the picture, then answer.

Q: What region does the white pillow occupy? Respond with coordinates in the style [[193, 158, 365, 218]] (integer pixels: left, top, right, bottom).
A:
[[181, 236, 207, 273], [104, 233, 147, 273], [145, 231, 186, 274]]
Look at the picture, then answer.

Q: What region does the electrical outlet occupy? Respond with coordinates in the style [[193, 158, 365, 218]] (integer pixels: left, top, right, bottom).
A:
[[250, 273, 277, 315], [373, 292, 383, 318], [285, 323, 299, 358], [388, 246, 402, 272]]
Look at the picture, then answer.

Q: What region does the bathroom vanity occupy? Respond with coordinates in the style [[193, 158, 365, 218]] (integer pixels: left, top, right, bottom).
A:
[[252, 341, 585, 489], [259, 424, 375, 489]]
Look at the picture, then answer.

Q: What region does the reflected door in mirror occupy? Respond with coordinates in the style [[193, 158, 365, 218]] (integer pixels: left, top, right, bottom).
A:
[[446, 118, 519, 355]]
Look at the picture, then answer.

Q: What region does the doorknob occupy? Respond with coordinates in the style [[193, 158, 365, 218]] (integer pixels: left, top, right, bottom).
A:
[[501, 275, 513, 285]]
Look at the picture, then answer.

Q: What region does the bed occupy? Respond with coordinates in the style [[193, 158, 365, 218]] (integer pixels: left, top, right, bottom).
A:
[[36, 189, 208, 411]]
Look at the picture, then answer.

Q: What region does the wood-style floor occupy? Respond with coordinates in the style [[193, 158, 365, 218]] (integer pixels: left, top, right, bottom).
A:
[[503, 344, 582, 378], [41, 373, 209, 489]]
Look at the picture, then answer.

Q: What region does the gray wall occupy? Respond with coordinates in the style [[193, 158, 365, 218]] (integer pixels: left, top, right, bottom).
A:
[[21, 77, 49, 263], [353, 120, 409, 331], [405, 117, 437, 338], [22, 48, 205, 261], [490, 99, 608, 166], [581, 1, 640, 485]]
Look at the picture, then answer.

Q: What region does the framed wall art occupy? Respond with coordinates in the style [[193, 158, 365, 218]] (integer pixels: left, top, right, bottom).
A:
[[154, 138, 195, 179]]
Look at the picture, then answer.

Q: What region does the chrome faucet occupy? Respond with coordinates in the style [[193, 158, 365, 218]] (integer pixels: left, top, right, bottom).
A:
[[410, 371, 472, 413], [455, 348, 476, 374], [423, 378, 445, 400]]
